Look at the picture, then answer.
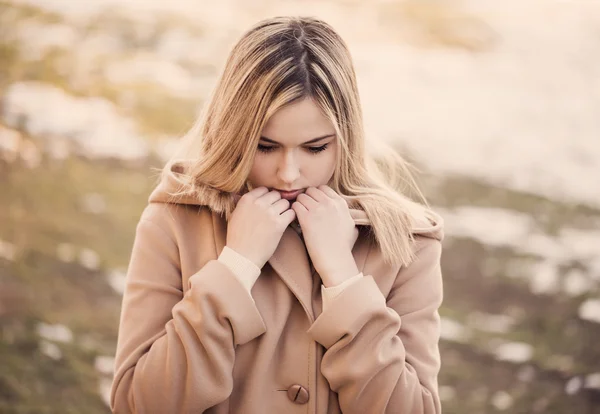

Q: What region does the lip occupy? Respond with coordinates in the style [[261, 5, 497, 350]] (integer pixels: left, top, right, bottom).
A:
[[275, 188, 303, 200]]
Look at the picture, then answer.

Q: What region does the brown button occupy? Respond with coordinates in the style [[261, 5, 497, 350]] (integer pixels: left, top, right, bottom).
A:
[[287, 384, 309, 404]]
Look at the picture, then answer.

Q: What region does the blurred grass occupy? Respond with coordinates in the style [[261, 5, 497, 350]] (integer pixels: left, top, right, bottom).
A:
[[0, 322, 110, 414], [0, 156, 153, 268], [439, 238, 600, 413], [0, 156, 156, 412], [0, 3, 201, 138], [98, 81, 199, 137], [418, 172, 600, 234]]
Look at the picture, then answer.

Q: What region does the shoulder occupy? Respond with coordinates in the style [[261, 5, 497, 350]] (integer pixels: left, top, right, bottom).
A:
[[409, 207, 444, 254], [138, 202, 218, 243], [392, 215, 444, 302], [411, 207, 444, 240]]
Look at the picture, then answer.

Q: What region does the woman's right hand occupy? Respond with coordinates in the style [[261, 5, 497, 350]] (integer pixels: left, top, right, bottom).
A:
[[226, 187, 296, 269]]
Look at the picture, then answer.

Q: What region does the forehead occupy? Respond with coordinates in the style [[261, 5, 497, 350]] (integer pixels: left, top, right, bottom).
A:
[[261, 98, 335, 144]]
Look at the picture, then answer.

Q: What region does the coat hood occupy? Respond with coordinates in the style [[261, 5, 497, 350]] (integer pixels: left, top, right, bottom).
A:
[[148, 160, 444, 241]]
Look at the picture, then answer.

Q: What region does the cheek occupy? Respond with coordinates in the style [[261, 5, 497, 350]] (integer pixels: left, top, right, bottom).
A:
[[305, 151, 336, 182], [323, 145, 338, 179], [247, 155, 273, 184], [324, 152, 337, 180]]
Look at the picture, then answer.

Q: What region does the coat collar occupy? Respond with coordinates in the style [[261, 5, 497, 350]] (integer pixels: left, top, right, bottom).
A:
[[210, 212, 370, 322], [149, 160, 442, 321]]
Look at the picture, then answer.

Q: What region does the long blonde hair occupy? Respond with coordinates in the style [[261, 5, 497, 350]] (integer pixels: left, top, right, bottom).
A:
[[167, 16, 431, 266]]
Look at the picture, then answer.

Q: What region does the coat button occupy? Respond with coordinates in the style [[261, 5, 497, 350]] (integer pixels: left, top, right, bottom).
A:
[[287, 384, 309, 404]]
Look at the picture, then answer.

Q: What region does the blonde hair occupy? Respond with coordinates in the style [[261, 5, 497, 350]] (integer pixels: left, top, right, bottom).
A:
[[167, 16, 432, 266]]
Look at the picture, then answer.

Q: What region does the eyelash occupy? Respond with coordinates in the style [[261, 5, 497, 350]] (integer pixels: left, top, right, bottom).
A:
[[257, 143, 329, 154]]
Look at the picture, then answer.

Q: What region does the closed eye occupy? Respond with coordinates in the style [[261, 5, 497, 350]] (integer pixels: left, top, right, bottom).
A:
[[257, 144, 277, 153], [257, 143, 330, 154], [307, 144, 328, 154]]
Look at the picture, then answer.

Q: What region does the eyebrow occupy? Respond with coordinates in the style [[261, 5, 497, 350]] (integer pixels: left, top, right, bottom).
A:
[[259, 134, 336, 145]]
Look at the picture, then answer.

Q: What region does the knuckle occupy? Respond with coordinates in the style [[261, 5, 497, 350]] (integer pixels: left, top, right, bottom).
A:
[[250, 188, 261, 196]]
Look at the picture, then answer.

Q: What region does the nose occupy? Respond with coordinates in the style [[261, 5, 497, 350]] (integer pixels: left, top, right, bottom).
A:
[[277, 150, 300, 185]]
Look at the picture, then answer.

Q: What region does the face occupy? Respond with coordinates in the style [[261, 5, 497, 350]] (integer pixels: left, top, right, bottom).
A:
[[247, 97, 338, 201]]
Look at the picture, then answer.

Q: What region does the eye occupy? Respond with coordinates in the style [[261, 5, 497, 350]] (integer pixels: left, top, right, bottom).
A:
[[307, 144, 329, 154], [257, 144, 277, 153]]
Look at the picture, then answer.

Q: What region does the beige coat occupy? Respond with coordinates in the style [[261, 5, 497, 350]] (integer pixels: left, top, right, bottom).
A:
[[111, 162, 445, 414]]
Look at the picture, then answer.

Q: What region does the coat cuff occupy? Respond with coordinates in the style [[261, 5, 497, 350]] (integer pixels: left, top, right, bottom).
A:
[[321, 272, 363, 310], [309, 275, 386, 349], [218, 246, 261, 293], [188, 260, 266, 345]]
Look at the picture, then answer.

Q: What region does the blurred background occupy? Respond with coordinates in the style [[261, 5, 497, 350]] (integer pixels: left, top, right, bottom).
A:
[[1, 0, 599, 412]]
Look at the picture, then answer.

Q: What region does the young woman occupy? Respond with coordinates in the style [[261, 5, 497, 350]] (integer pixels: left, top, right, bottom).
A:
[[111, 16, 444, 414]]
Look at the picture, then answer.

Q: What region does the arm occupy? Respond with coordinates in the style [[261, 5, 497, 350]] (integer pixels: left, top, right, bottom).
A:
[[110, 217, 266, 414], [307, 237, 443, 414], [321, 272, 364, 309]]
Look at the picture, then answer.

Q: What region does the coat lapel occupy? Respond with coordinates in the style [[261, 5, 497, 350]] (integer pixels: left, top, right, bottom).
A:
[[212, 212, 316, 321], [267, 227, 315, 321], [266, 216, 373, 323], [207, 189, 373, 324]]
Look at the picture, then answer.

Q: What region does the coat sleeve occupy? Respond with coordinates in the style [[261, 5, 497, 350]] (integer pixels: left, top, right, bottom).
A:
[[110, 217, 266, 414], [307, 237, 443, 414]]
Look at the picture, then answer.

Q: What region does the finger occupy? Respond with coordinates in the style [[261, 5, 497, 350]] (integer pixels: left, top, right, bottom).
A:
[[291, 201, 308, 219], [271, 198, 290, 214], [318, 185, 341, 199], [279, 208, 296, 226], [246, 186, 269, 199], [257, 190, 282, 205], [296, 193, 318, 210], [305, 186, 328, 202]]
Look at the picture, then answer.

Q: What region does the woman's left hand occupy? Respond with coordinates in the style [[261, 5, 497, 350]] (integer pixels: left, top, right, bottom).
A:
[[292, 185, 360, 287]]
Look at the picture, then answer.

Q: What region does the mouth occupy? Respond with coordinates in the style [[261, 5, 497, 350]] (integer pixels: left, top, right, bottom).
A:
[[275, 188, 304, 201]]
